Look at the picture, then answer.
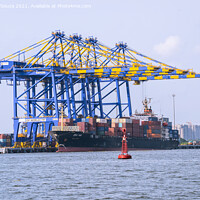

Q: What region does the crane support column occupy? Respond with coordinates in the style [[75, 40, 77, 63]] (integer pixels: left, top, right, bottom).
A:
[[97, 78, 103, 118], [126, 81, 132, 116], [69, 75, 76, 119], [32, 78, 36, 117], [13, 67, 19, 143], [65, 78, 71, 118], [81, 78, 88, 117], [85, 77, 92, 117], [49, 82, 53, 116], [44, 81, 48, 116], [32, 123, 37, 145], [116, 79, 122, 118], [91, 81, 95, 117], [26, 80, 31, 117], [51, 70, 59, 118]]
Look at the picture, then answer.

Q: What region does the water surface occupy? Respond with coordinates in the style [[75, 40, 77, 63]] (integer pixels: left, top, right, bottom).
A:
[[1, 149, 200, 200]]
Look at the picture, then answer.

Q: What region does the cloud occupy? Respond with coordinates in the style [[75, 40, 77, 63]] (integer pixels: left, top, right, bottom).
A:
[[154, 36, 181, 57]]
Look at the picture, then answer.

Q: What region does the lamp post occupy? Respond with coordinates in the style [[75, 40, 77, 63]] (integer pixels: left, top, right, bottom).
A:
[[172, 94, 176, 129]]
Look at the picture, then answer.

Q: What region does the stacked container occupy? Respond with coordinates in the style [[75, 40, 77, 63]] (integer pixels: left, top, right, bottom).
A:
[[111, 119, 119, 128], [6, 135, 11, 147], [132, 119, 140, 137], [108, 119, 118, 136], [118, 118, 132, 137], [171, 130, 179, 139], [0, 134, 11, 147], [142, 120, 161, 138], [58, 118, 73, 126], [96, 119, 108, 135], [0, 134, 7, 147], [107, 127, 119, 136], [77, 122, 89, 133], [88, 118, 96, 134]]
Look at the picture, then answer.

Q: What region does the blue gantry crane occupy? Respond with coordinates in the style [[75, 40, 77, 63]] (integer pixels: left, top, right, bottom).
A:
[[0, 31, 199, 147]]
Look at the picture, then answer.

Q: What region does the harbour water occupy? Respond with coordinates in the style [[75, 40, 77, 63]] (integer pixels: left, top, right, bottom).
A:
[[1, 149, 200, 200]]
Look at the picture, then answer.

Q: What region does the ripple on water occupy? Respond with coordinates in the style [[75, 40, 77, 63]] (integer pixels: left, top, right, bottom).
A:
[[1, 150, 200, 200]]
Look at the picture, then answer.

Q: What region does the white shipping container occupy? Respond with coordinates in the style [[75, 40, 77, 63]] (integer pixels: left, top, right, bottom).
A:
[[119, 118, 132, 123], [52, 126, 79, 132], [111, 118, 119, 123], [96, 118, 107, 123]]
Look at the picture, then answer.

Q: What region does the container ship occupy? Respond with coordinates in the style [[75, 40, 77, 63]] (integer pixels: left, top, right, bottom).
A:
[[49, 98, 179, 152]]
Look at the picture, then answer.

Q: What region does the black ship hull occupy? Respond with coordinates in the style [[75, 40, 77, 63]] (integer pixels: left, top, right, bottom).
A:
[[50, 131, 179, 152]]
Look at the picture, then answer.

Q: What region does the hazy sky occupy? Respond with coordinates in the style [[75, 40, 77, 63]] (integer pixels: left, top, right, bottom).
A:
[[0, 0, 200, 133]]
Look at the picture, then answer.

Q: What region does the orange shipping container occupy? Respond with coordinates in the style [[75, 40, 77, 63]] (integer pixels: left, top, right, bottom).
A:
[[111, 123, 118, 128]]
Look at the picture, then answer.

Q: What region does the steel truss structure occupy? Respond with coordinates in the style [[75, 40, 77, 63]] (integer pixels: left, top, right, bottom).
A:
[[0, 31, 199, 145]]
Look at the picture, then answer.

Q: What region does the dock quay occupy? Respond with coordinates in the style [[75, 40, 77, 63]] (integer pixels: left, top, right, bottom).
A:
[[0, 147, 58, 154], [178, 145, 200, 149]]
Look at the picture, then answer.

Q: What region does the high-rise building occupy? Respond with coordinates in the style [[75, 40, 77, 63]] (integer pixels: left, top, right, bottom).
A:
[[175, 123, 200, 140]]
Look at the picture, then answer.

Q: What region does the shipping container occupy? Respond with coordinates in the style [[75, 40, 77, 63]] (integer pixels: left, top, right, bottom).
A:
[[97, 127, 105, 131], [119, 118, 132, 123], [162, 118, 169, 123], [148, 117, 158, 121], [111, 118, 119, 123], [52, 126, 80, 132], [58, 118, 73, 125], [111, 123, 118, 128], [152, 129, 161, 134], [96, 118, 107, 123], [168, 122, 172, 126], [132, 119, 140, 124]]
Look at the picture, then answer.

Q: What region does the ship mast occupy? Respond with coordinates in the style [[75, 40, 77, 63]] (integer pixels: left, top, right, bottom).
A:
[[142, 98, 152, 115]]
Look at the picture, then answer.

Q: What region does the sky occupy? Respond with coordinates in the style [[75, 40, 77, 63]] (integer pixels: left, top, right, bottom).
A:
[[0, 0, 200, 133]]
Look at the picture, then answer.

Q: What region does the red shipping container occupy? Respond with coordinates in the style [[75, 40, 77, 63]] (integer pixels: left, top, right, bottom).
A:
[[149, 121, 161, 126], [141, 121, 149, 125], [0, 134, 7, 139], [77, 122, 89, 133], [108, 128, 119, 136], [59, 118, 73, 123], [58, 122, 66, 126], [148, 125, 161, 130], [88, 118, 96, 126], [132, 119, 140, 124], [96, 123, 105, 127], [122, 123, 132, 128], [104, 123, 109, 127]]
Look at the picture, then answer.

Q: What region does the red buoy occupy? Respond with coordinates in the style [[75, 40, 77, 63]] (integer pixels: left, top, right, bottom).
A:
[[118, 133, 132, 159]]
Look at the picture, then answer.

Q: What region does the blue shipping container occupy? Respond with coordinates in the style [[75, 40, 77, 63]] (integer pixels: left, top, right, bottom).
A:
[[148, 117, 158, 121], [97, 127, 104, 131]]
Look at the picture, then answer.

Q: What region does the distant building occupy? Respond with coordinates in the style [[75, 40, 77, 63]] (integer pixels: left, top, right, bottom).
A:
[[176, 123, 200, 140]]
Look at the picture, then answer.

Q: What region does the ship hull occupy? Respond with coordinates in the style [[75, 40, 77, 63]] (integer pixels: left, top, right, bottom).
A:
[[50, 131, 179, 152]]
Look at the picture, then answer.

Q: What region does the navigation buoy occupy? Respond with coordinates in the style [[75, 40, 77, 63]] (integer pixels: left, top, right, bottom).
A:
[[118, 133, 132, 159]]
